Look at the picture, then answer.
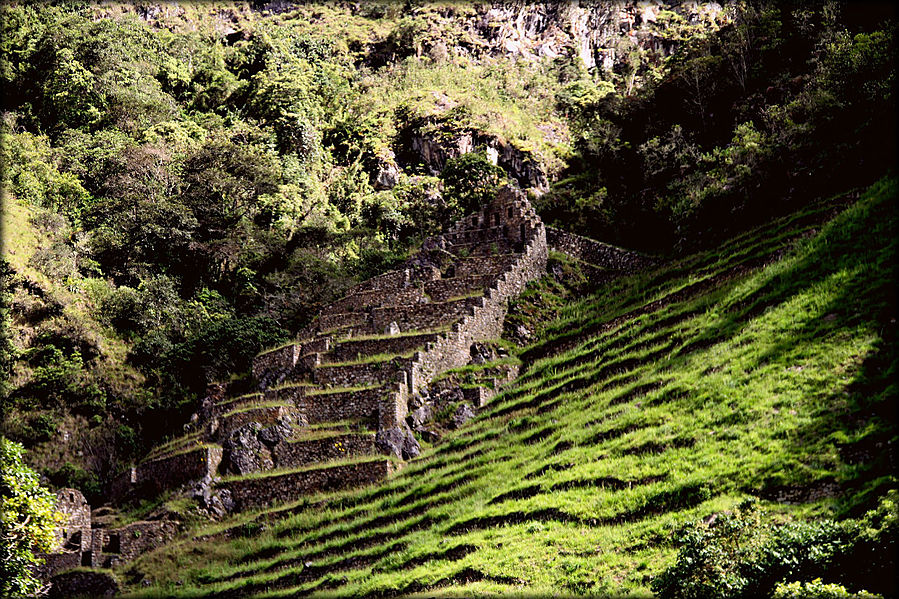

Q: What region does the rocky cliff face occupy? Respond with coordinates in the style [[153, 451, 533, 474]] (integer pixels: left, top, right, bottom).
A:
[[475, 1, 725, 74], [399, 116, 550, 193]]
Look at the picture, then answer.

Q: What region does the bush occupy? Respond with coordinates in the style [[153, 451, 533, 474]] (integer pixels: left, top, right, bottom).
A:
[[0, 438, 64, 599], [653, 493, 898, 599], [773, 579, 882, 599], [440, 151, 508, 216]]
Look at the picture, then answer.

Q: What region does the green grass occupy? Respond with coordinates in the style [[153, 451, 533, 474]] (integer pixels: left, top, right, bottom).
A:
[[322, 351, 417, 368], [119, 179, 896, 597], [221, 402, 292, 419]]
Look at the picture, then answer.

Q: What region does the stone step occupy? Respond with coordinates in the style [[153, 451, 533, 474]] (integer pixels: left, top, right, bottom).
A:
[[272, 431, 378, 469], [219, 457, 396, 511]]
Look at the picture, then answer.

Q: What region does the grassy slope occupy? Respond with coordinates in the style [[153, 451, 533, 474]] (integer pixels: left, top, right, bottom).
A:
[[122, 178, 897, 597]]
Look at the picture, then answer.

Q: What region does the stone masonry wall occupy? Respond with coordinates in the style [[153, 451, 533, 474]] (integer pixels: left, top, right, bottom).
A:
[[54, 488, 91, 552], [90, 520, 178, 567], [298, 386, 385, 425], [273, 433, 377, 468], [406, 188, 548, 396], [370, 297, 481, 333], [423, 275, 489, 302], [313, 358, 408, 388], [223, 459, 395, 511], [546, 226, 656, 271], [134, 445, 222, 496], [326, 332, 438, 363], [323, 286, 424, 315]]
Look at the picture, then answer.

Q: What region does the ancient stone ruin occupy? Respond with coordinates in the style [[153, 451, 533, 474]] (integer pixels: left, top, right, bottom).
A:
[[39, 186, 655, 585]]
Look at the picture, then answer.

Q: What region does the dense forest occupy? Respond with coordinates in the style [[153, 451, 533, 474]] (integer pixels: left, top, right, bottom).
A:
[[0, 0, 895, 539]]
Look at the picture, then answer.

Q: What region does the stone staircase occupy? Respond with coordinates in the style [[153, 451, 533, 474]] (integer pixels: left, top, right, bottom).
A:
[[109, 186, 548, 511]]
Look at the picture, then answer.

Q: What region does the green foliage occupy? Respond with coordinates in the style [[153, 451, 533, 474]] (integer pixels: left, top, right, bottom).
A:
[[440, 151, 508, 216], [773, 579, 882, 599], [0, 437, 64, 599], [46, 462, 102, 503], [653, 492, 899, 599]]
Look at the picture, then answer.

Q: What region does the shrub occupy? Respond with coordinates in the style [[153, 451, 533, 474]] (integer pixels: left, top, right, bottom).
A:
[[440, 151, 508, 216], [0, 438, 64, 599], [773, 579, 882, 599], [653, 493, 898, 599]]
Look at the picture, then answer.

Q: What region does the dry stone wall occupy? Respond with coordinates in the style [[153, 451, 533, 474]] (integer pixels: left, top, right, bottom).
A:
[[546, 226, 657, 271], [273, 433, 377, 467], [223, 459, 395, 511]]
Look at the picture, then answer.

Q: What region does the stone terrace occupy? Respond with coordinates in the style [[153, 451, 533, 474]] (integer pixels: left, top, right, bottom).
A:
[[110, 186, 550, 512]]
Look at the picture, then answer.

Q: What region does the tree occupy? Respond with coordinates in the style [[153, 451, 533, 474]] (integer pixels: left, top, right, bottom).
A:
[[440, 151, 508, 216], [0, 437, 64, 598]]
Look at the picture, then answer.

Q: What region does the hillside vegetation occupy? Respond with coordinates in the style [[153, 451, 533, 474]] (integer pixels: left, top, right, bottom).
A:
[[119, 179, 896, 597], [1, 1, 894, 496]]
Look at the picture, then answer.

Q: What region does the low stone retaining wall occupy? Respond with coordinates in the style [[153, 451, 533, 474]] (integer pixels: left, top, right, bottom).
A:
[[371, 297, 479, 333], [48, 570, 119, 599], [117, 446, 222, 499], [424, 275, 489, 302], [299, 386, 386, 425], [452, 254, 515, 278], [34, 551, 82, 580], [325, 332, 437, 363], [313, 357, 408, 388], [315, 311, 368, 334], [323, 286, 424, 315], [252, 338, 330, 390], [273, 433, 377, 467], [222, 459, 395, 510], [351, 269, 411, 295], [90, 520, 178, 567], [216, 405, 294, 440], [546, 226, 656, 271]]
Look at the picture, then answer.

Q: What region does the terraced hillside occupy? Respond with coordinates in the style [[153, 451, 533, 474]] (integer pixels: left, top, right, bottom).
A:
[[121, 178, 897, 597], [105, 187, 548, 515]]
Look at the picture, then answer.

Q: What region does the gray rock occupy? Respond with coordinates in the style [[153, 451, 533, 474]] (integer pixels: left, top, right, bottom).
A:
[[418, 428, 441, 443], [515, 324, 532, 342], [374, 150, 400, 190], [469, 342, 494, 365], [384, 321, 401, 336], [407, 404, 434, 429], [375, 424, 421, 460], [259, 416, 293, 447], [222, 423, 273, 475], [452, 403, 477, 429]]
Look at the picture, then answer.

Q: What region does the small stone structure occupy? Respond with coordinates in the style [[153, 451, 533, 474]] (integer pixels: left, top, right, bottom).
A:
[[36, 489, 177, 588]]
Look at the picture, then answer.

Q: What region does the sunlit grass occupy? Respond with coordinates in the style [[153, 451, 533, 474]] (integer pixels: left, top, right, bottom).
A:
[[121, 179, 896, 597]]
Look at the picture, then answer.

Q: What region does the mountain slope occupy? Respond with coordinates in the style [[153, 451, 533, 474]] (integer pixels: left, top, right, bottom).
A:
[[120, 179, 897, 597]]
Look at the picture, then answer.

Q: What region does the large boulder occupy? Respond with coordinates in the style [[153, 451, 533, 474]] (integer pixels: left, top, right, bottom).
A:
[[221, 423, 273, 475], [375, 424, 421, 460]]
